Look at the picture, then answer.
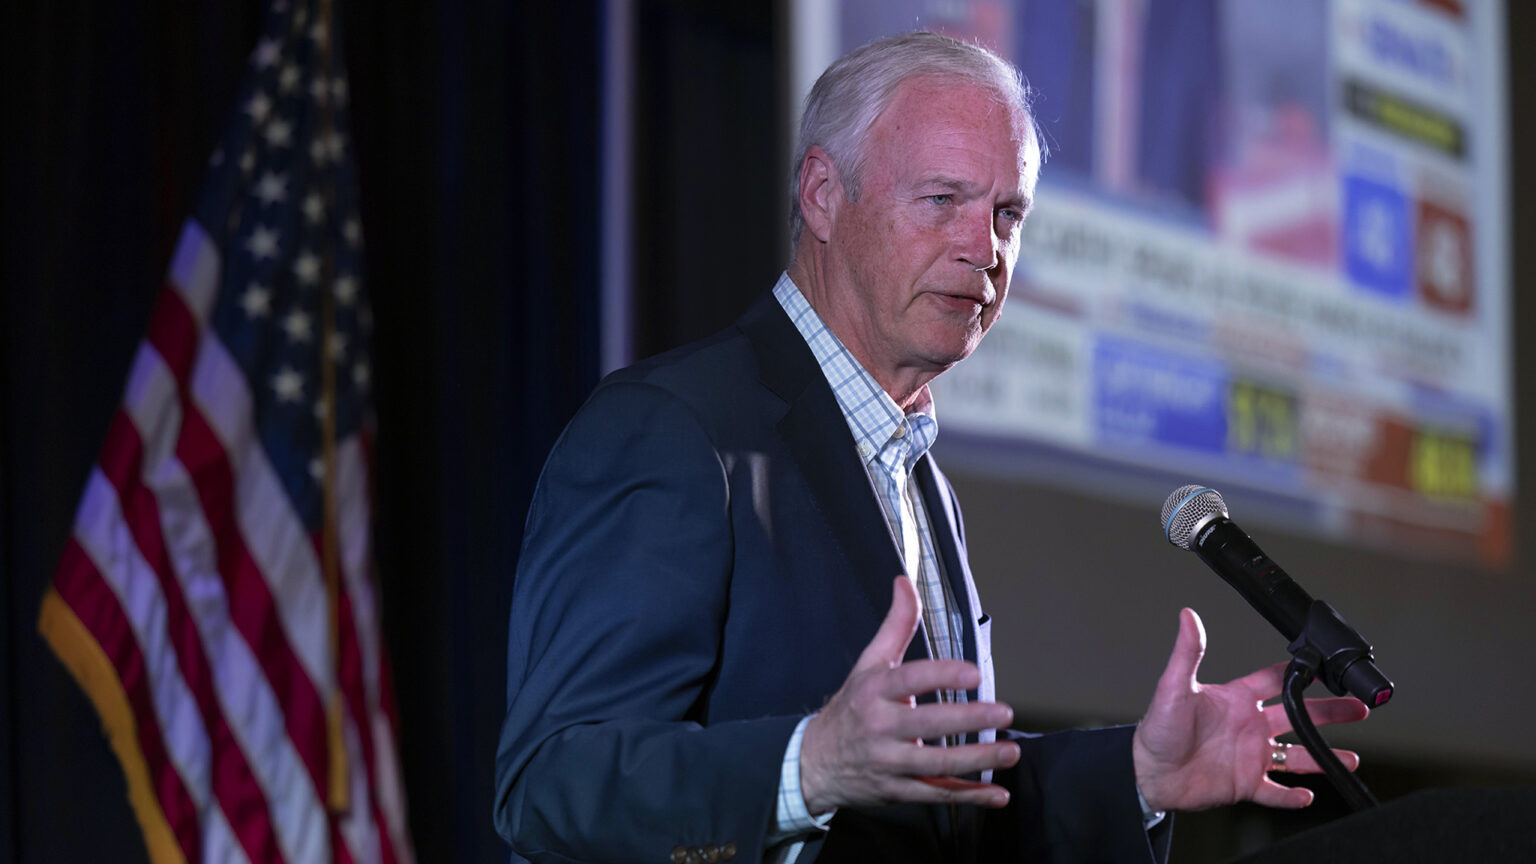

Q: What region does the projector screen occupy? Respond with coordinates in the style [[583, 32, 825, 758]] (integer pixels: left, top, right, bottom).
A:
[[792, 0, 1512, 568]]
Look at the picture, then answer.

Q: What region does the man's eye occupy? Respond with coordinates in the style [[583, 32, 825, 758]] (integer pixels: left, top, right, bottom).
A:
[[926, 194, 953, 206], [997, 208, 1023, 223]]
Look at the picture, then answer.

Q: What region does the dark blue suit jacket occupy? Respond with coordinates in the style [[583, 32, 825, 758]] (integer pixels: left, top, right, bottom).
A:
[[494, 291, 1171, 863]]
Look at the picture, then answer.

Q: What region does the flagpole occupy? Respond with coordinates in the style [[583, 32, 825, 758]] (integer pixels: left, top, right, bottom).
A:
[[315, 0, 350, 815]]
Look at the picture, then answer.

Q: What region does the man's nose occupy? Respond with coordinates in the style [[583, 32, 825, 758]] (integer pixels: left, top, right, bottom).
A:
[[956, 205, 999, 272]]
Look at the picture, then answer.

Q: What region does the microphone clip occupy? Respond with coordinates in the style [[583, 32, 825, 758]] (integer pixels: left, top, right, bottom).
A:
[[1284, 600, 1394, 708]]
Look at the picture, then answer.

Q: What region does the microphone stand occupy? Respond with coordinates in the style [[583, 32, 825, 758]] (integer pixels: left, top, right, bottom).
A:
[[1281, 610, 1380, 811]]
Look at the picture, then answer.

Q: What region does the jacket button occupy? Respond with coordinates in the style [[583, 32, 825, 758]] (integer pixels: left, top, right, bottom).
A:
[[685, 849, 702, 864], [721, 842, 737, 861], [702, 845, 720, 863], [670, 846, 688, 864]]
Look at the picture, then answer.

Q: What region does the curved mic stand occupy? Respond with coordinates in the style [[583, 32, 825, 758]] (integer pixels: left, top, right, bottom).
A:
[[1281, 658, 1378, 811]]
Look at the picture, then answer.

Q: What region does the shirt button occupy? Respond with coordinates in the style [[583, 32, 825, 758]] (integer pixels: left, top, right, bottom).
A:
[[893, 423, 907, 438]]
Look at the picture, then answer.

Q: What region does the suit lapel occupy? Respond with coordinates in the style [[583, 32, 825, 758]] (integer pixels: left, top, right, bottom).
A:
[[916, 454, 989, 855], [736, 293, 927, 666]]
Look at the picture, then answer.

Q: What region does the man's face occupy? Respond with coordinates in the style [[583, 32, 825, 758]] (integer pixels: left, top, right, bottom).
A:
[[822, 76, 1036, 390]]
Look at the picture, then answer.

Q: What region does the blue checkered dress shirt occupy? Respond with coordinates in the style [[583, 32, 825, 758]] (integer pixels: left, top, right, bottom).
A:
[[767, 274, 971, 858]]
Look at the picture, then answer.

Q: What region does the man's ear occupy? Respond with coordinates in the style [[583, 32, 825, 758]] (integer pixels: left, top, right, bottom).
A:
[[797, 146, 840, 243]]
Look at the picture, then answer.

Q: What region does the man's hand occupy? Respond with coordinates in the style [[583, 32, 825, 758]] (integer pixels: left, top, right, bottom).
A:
[[799, 577, 1021, 815], [1132, 608, 1371, 812]]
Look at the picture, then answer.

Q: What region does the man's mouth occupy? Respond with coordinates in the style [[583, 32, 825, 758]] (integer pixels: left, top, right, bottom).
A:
[[928, 290, 991, 314]]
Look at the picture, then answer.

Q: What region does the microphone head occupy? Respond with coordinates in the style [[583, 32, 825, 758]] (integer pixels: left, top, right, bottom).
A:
[[1162, 485, 1229, 550]]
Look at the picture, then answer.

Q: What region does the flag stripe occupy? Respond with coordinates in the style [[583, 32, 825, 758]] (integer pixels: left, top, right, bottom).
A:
[[145, 287, 332, 798], [332, 819, 357, 864], [172, 267, 336, 696], [53, 541, 201, 862], [333, 706, 376, 864], [92, 408, 293, 864], [371, 613, 410, 860], [204, 811, 253, 864], [331, 439, 408, 864], [115, 339, 325, 863], [334, 440, 377, 693], [168, 220, 220, 323], [178, 397, 330, 791], [334, 583, 394, 864], [69, 466, 213, 823], [343, 429, 411, 860]]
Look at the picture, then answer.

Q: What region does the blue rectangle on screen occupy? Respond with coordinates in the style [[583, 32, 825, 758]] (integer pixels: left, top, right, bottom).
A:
[[1094, 337, 1228, 453], [1343, 173, 1412, 300]]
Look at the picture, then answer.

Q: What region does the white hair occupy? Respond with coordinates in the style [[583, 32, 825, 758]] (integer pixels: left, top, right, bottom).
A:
[[789, 31, 1044, 245]]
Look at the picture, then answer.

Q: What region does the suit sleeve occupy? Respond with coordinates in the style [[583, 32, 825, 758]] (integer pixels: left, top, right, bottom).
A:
[[983, 725, 1172, 864], [494, 381, 802, 863]]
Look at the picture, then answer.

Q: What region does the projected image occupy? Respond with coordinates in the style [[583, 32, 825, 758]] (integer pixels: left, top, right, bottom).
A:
[[809, 0, 1511, 565]]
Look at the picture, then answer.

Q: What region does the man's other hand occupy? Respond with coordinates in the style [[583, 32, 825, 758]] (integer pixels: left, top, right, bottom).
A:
[[799, 577, 1021, 815], [1132, 608, 1371, 813]]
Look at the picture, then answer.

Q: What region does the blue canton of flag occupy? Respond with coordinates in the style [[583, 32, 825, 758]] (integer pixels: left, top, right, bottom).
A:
[[203, 0, 371, 531]]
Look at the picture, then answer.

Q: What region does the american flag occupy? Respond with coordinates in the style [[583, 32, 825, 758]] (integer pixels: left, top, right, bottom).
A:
[[37, 1, 413, 862]]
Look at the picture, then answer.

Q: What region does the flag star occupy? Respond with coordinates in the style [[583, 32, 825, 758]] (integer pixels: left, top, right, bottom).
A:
[[344, 219, 361, 246], [294, 7, 309, 28], [253, 37, 282, 69], [327, 331, 348, 361], [279, 63, 301, 93], [309, 21, 329, 46], [303, 193, 325, 224], [293, 252, 321, 286], [313, 398, 329, 422], [265, 119, 293, 148], [331, 77, 349, 105], [254, 171, 288, 206], [240, 149, 257, 174], [282, 309, 314, 343], [310, 77, 330, 106], [245, 226, 281, 261], [325, 131, 345, 159], [333, 275, 358, 305], [245, 92, 272, 123], [309, 456, 326, 480], [353, 361, 371, 390], [309, 137, 329, 165], [271, 366, 305, 402], [240, 284, 273, 318]]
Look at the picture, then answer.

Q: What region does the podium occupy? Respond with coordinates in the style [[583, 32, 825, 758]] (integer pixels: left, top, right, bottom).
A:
[[1227, 788, 1536, 863]]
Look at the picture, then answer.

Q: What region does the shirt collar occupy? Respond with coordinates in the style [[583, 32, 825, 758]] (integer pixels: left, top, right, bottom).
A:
[[772, 273, 938, 470]]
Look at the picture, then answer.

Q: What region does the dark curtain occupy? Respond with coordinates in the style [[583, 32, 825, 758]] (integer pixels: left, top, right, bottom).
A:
[[630, 1, 782, 358], [0, 0, 779, 862], [349, 3, 606, 862]]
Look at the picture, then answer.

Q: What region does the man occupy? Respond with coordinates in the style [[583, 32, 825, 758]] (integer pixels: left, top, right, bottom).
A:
[[494, 32, 1367, 863]]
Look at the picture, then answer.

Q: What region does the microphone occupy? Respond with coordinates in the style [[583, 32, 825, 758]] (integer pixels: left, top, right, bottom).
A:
[[1161, 485, 1393, 708]]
